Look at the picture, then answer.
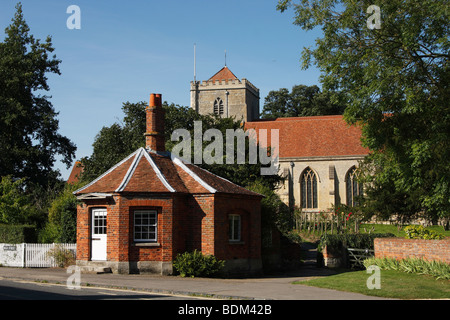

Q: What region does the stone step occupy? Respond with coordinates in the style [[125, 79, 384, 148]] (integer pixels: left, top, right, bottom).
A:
[[78, 266, 112, 274]]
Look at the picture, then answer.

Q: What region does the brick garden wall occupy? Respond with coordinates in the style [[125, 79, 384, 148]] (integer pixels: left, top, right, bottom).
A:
[[374, 238, 450, 264]]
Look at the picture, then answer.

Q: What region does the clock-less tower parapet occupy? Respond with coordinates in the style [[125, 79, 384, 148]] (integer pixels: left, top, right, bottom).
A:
[[190, 66, 260, 122]]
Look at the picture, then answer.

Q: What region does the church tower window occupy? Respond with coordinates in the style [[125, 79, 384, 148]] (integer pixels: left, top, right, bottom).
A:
[[213, 97, 224, 115], [301, 167, 318, 209]]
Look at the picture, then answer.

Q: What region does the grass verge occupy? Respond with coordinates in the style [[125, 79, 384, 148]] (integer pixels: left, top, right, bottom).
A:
[[359, 224, 450, 238], [294, 269, 450, 299]]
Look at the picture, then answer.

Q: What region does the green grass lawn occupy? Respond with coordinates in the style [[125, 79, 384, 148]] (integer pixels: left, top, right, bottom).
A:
[[359, 223, 450, 238], [294, 269, 450, 299], [297, 223, 450, 242]]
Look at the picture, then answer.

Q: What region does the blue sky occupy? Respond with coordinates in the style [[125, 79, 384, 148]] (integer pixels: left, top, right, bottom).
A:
[[0, 0, 322, 180]]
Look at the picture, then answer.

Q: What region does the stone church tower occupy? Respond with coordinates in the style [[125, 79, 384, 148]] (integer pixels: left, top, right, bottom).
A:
[[190, 66, 260, 122]]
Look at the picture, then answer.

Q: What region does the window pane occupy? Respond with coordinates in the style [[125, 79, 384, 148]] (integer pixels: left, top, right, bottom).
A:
[[301, 169, 318, 209], [346, 178, 353, 206], [301, 179, 307, 208], [229, 215, 240, 241], [307, 178, 312, 208], [134, 211, 157, 241], [233, 219, 239, 240], [346, 167, 362, 207], [312, 175, 317, 208]]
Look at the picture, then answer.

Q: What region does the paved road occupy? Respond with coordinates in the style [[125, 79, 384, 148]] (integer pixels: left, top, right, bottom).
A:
[[0, 278, 200, 300], [0, 266, 388, 300]]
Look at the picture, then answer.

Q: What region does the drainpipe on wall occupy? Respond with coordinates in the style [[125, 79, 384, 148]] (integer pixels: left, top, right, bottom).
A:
[[225, 90, 229, 117]]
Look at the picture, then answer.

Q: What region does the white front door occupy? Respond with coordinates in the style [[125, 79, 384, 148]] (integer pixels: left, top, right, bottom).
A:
[[91, 208, 107, 261]]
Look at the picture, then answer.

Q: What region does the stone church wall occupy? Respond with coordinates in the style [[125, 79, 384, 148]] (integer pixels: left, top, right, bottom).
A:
[[278, 156, 365, 213]]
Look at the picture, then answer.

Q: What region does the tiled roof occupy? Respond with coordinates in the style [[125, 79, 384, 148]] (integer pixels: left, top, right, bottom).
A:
[[208, 66, 238, 82], [74, 147, 261, 197], [244, 115, 368, 158], [67, 161, 84, 184]]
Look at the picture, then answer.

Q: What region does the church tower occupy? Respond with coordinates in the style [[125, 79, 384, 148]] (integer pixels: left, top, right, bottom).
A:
[[190, 66, 260, 122]]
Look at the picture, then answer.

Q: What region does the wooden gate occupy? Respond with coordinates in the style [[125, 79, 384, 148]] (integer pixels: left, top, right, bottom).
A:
[[347, 248, 374, 269]]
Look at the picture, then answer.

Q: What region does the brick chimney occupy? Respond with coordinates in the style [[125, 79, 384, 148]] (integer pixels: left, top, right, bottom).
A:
[[145, 93, 165, 152]]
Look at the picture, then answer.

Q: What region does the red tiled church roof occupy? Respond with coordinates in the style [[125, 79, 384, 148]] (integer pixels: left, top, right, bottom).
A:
[[208, 66, 239, 82], [244, 115, 368, 158], [73, 147, 261, 197]]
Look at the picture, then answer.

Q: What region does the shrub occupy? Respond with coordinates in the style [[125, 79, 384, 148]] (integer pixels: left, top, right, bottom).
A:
[[48, 183, 79, 243], [38, 222, 60, 243], [364, 257, 450, 280], [47, 245, 76, 268], [173, 250, 225, 278], [403, 225, 444, 240]]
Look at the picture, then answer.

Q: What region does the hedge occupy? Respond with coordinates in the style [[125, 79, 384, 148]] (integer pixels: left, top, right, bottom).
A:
[[0, 224, 37, 243], [319, 233, 395, 252]]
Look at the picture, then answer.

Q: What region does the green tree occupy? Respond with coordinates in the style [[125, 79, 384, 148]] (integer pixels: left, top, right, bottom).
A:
[[246, 181, 291, 235], [80, 122, 133, 183], [192, 114, 282, 190], [0, 3, 76, 187], [39, 181, 81, 243], [81, 102, 281, 190], [278, 0, 449, 220], [261, 84, 345, 119], [0, 176, 33, 224], [80, 101, 201, 182]]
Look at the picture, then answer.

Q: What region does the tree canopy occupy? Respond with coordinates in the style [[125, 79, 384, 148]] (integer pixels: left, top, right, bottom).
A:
[[80, 102, 282, 190], [277, 0, 449, 220], [0, 3, 76, 187], [261, 84, 346, 119]]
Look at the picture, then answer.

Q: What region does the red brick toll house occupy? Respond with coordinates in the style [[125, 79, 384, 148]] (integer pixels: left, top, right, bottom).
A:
[[73, 94, 263, 275]]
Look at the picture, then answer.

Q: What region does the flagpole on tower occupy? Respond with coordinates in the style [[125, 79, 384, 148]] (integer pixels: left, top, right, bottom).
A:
[[194, 43, 197, 82]]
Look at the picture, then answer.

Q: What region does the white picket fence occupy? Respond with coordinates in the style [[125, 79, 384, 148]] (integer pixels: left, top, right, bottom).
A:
[[0, 243, 76, 268]]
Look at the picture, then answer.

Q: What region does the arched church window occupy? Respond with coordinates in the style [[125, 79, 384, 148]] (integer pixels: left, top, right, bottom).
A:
[[301, 167, 318, 209], [213, 98, 224, 115], [346, 166, 363, 206]]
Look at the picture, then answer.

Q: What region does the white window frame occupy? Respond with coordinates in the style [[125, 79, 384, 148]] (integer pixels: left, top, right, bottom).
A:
[[134, 210, 158, 242], [228, 214, 241, 242]]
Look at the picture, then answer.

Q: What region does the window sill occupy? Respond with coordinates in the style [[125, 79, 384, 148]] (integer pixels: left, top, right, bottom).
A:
[[302, 209, 320, 213], [229, 241, 245, 245], [133, 242, 160, 247]]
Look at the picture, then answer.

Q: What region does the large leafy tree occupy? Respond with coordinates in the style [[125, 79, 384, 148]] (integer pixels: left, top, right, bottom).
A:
[[278, 0, 449, 221], [0, 3, 76, 187], [261, 84, 345, 119], [80, 101, 202, 182], [81, 101, 281, 190], [0, 176, 31, 224]]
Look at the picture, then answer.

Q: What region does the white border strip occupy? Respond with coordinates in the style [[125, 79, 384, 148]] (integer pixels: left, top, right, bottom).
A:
[[171, 154, 216, 193], [76, 193, 114, 200], [115, 148, 144, 192], [142, 150, 176, 193], [73, 149, 141, 195]]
